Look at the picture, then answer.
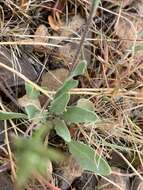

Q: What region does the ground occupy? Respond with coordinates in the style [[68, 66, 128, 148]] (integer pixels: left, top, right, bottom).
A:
[[0, 0, 143, 190]]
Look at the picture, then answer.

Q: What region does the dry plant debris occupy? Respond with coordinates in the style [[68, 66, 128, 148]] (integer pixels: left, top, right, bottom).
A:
[[54, 155, 83, 190], [34, 24, 49, 52], [0, 0, 143, 190], [41, 68, 69, 91], [98, 167, 130, 190]]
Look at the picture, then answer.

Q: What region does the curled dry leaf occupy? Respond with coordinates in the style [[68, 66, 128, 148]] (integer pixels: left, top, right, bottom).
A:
[[53, 0, 67, 16], [48, 15, 61, 31], [20, 0, 28, 10], [34, 24, 49, 52]]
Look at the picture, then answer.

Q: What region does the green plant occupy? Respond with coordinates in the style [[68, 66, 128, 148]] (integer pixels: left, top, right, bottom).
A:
[[0, 60, 111, 187]]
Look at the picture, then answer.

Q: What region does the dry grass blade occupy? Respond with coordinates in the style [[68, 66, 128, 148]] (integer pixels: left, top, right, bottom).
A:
[[1, 0, 143, 189]]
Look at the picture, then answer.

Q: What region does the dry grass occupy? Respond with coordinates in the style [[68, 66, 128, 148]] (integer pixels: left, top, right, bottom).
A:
[[0, 0, 143, 189]]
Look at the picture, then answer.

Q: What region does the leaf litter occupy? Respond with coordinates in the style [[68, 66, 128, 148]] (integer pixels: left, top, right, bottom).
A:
[[1, 0, 143, 189]]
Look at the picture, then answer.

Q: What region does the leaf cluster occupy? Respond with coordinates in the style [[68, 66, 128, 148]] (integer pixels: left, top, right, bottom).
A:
[[0, 60, 111, 186]]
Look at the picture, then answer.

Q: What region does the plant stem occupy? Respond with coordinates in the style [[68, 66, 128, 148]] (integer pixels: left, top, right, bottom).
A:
[[71, 0, 101, 71]]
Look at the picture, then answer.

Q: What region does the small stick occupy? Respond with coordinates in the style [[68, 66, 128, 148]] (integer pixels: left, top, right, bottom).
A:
[[71, 0, 101, 71]]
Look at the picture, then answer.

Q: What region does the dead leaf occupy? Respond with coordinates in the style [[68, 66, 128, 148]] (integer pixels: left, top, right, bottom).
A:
[[98, 167, 130, 190], [58, 43, 77, 65], [60, 14, 85, 37], [41, 68, 69, 91], [20, 0, 28, 8], [115, 13, 143, 49], [20, 0, 30, 11], [18, 95, 41, 109], [39, 68, 69, 107], [34, 24, 49, 52], [53, 0, 67, 16], [136, 88, 143, 103], [55, 155, 83, 190], [131, 0, 143, 17], [55, 14, 91, 65], [105, 0, 134, 7], [131, 176, 143, 190], [48, 15, 61, 31]]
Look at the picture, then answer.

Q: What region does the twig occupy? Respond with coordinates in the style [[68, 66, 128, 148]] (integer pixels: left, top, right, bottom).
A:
[[71, 0, 101, 71]]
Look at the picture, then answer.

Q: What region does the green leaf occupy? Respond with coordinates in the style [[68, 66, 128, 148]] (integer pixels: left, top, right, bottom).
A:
[[68, 140, 111, 176], [32, 111, 48, 125], [54, 119, 71, 142], [17, 151, 51, 186], [63, 106, 98, 123], [50, 93, 70, 115], [14, 135, 65, 186], [70, 60, 87, 78], [33, 121, 53, 141], [36, 157, 52, 177], [25, 83, 40, 99], [55, 79, 78, 98], [16, 151, 34, 186], [25, 104, 40, 120], [77, 98, 94, 111], [0, 111, 27, 120], [14, 137, 65, 163], [45, 147, 65, 163], [93, 0, 101, 8]]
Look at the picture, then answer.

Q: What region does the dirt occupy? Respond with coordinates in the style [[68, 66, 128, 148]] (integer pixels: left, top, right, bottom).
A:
[[0, 0, 143, 189]]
